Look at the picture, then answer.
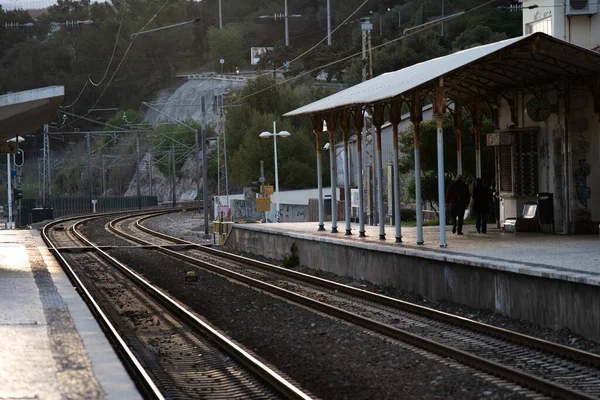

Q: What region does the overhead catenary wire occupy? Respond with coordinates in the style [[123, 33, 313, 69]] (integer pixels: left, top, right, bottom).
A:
[[255, 0, 371, 80], [61, 0, 172, 122], [234, 0, 501, 106], [88, 2, 127, 87]]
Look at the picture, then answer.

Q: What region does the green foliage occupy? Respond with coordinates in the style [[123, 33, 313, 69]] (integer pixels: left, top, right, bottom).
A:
[[207, 25, 246, 72], [282, 242, 299, 268], [150, 121, 199, 176], [399, 110, 496, 210], [400, 208, 417, 222], [452, 25, 508, 51]]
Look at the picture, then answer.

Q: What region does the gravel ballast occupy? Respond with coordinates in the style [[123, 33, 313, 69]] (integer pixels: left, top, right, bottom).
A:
[[76, 213, 534, 399], [143, 211, 600, 355]]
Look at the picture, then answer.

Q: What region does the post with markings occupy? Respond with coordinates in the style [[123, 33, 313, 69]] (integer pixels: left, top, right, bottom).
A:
[[7, 154, 12, 229]]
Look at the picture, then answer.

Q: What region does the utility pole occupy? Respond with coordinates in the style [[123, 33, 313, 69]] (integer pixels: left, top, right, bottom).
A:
[[7, 153, 12, 229], [42, 124, 50, 208], [284, 0, 289, 46], [361, 17, 374, 228], [441, 0, 445, 36], [87, 132, 92, 212], [218, 0, 223, 29], [361, 17, 373, 81], [327, 0, 331, 45], [259, 0, 301, 46], [136, 134, 141, 209], [194, 125, 201, 214], [171, 143, 176, 207], [202, 97, 209, 234]]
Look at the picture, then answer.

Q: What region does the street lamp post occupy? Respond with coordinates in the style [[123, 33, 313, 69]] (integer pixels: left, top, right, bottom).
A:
[[387, 7, 401, 28], [259, 121, 290, 222]]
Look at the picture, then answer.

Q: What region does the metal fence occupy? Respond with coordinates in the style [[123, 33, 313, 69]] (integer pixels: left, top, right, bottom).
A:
[[10, 196, 158, 226]]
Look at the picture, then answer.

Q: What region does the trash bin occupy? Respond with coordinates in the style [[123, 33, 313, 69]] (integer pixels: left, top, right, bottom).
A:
[[31, 208, 53, 223], [537, 193, 554, 233], [324, 195, 332, 216]]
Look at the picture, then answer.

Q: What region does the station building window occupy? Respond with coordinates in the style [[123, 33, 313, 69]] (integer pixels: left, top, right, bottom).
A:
[[526, 18, 552, 35]]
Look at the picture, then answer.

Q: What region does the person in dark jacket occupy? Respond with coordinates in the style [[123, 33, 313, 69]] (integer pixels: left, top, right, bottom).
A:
[[472, 178, 491, 234], [445, 174, 470, 235]]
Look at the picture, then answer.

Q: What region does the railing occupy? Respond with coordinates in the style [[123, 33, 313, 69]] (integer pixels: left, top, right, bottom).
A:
[[175, 72, 252, 83]]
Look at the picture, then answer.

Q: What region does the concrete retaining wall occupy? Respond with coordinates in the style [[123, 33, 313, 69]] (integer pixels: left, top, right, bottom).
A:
[[226, 226, 600, 342]]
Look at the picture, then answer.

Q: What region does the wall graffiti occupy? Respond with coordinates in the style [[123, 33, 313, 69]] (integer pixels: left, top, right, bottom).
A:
[[574, 131, 590, 156], [573, 159, 591, 208], [231, 199, 263, 221], [540, 135, 550, 191], [278, 204, 309, 222], [574, 209, 591, 223]]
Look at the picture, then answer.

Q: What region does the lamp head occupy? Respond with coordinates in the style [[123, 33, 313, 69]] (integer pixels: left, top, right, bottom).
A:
[[323, 142, 331, 150], [322, 120, 328, 132], [278, 130, 291, 137], [259, 132, 271, 138]]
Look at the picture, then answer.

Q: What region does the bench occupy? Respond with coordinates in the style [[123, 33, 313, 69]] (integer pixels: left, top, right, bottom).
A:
[[504, 202, 538, 234]]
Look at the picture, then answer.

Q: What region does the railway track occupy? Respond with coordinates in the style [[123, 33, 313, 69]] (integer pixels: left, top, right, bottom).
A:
[[42, 211, 312, 400], [107, 211, 600, 400]]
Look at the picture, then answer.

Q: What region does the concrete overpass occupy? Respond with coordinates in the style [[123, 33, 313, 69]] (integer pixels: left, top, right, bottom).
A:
[[0, 86, 65, 143]]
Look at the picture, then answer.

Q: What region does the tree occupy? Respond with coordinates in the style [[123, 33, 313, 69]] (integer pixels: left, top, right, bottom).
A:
[[399, 111, 496, 214], [451, 25, 507, 52], [207, 25, 245, 72]]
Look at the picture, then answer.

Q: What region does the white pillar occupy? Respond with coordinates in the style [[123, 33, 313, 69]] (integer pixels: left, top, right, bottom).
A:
[[436, 115, 447, 247], [393, 128, 402, 243], [328, 131, 338, 233], [273, 121, 280, 222], [375, 128, 385, 240]]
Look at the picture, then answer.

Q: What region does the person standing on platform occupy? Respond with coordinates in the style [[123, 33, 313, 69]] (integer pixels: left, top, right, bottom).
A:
[[472, 178, 491, 234], [445, 174, 470, 235]]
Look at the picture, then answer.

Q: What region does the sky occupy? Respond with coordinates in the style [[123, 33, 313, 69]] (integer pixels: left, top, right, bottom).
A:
[[1, 0, 105, 11]]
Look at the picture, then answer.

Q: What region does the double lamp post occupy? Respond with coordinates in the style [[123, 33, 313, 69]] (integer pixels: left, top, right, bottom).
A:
[[259, 121, 290, 222]]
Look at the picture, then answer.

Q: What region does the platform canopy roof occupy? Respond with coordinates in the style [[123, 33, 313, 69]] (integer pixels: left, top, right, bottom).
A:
[[0, 86, 64, 142], [284, 32, 600, 118]]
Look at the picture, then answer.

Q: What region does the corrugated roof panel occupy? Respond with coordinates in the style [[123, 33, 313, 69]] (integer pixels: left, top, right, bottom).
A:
[[284, 36, 527, 117]]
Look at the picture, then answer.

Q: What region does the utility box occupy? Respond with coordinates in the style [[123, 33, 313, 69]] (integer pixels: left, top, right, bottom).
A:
[[31, 208, 53, 223], [537, 192, 554, 233]]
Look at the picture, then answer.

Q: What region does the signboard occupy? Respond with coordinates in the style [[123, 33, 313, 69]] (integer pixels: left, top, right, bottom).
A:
[[263, 185, 274, 195], [0, 142, 18, 154], [250, 47, 273, 65], [256, 197, 271, 212], [350, 188, 359, 208], [216, 205, 231, 219], [486, 132, 512, 147]]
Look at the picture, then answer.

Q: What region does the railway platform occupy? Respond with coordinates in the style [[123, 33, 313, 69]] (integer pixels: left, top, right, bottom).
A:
[[0, 229, 141, 400], [224, 220, 600, 342]]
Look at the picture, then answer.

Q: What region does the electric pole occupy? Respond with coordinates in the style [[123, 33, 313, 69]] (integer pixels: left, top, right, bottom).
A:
[[259, 0, 302, 46], [219, 0, 223, 29], [327, 0, 331, 45]]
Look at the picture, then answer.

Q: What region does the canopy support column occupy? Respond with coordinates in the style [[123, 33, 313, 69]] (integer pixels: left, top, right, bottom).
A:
[[340, 108, 352, 235], [373, 103, 386, 240], [312, 116, 326, 231], [471, 103, 483, 179], [410, 92, 424, 245], [389, 100, 403, 243], [453, 103, 463, 176], [352, 107, 366, 237], [325, 112, 339, 233], [434, 78, 447, 248]]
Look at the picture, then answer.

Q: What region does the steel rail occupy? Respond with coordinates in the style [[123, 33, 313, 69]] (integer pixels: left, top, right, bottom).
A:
[[112, 214, 600, 400], [42, 214, 167, 400], [133, 214, 600, 368], [73, 215, 312, 400]]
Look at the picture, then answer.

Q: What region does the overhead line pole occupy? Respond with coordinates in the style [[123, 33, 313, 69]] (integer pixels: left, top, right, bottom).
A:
[[202, 97, 209, 234], [327, 0, 331, 45], [219, 0, 223, 29]]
